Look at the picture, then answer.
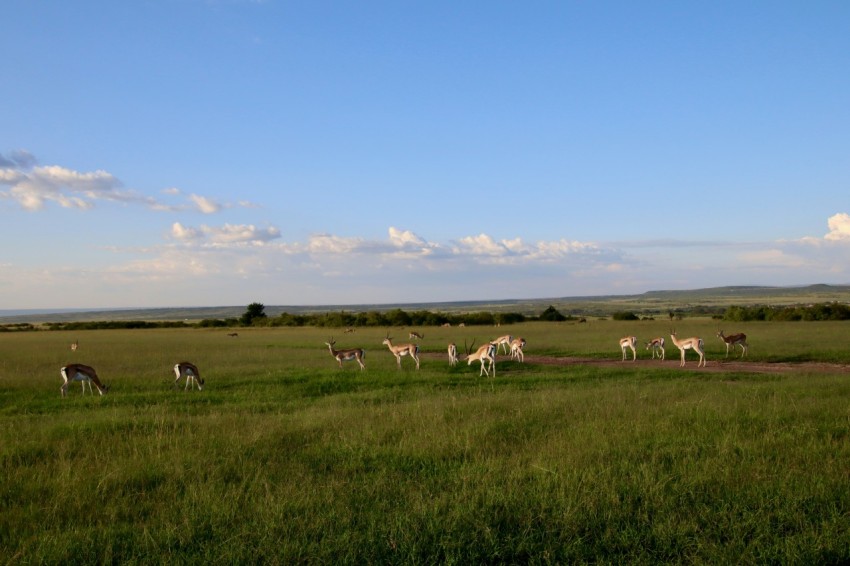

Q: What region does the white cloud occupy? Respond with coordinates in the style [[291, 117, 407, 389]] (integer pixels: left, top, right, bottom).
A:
[[169, 222, 281, 245], [825, 213, 850, 241], [189, 193, 222, 214]]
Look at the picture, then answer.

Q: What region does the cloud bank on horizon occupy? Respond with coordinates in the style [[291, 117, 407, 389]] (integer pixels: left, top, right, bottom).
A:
[[2, 151, 849, 309]]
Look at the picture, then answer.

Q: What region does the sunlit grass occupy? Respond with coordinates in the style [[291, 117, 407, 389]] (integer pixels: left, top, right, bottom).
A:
[[2, 322, 850, 562]]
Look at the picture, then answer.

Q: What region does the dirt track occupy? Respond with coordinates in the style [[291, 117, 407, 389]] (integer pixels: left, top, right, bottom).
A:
[[424, 353, 850, 375]]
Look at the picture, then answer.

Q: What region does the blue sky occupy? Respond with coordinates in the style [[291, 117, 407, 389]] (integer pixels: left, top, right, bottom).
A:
[[2, 1, 849, 309]]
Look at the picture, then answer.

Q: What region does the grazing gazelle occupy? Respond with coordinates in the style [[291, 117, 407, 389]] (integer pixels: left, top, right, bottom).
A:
[[716, 330, 748, 358], [173, 362, 205, 391], [619, 336, 637, 362], [510, 337, 527, 362], [60, 364, 109, 397], [645, 337, 665, 360], [669, 331, 706, 367], [448, 342, 459, 366], [382, 334, 420, 370], [325, 338, 366, 370], [492, 334, 513, 355], [408, 331, 424, 340], [465, 340, 497, 377]]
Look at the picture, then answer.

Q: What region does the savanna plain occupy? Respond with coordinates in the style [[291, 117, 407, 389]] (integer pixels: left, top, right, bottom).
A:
[[2, 319, 849, 563]]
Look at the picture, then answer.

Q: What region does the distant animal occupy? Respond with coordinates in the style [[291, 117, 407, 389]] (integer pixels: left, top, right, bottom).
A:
[[645, 337, 665, 360], [174, 362, 205, 391], [325, 338, 366, 370], [382, 335, 420, 370], [670, 331, 705, 367], [60, 363, 109, 397], [227, 332, 239, 337], [510, 337, 526, 362], [716, 330, 748, 358], [448, 342, 458, 366], [409, 331, 424, 340], [70, 340, 79, 351], [343, 327, 356, 334], [619, 336, 637, 362]]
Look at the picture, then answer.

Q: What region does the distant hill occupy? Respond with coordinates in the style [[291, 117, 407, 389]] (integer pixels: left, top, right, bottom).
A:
[[2, 284, 850, 324]]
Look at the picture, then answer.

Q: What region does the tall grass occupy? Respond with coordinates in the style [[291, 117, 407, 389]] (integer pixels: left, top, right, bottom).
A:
[[2, 322, 849, 563]]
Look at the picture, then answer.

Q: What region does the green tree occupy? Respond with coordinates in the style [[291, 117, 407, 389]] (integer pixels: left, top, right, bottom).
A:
[[241, 302, 267, 326], [539, 305, 567, 322]]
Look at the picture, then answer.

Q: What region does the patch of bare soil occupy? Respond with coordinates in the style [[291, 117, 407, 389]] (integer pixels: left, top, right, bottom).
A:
[[422, 353, 850, 375], [520, 354, 850, 375]]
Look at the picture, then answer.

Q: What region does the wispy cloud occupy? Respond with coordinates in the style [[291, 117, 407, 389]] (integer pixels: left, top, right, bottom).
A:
[[0, 151, 249, 214]]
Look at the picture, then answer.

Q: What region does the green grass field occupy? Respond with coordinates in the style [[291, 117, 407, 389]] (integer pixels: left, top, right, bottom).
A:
[[2, 320, 849, 563]]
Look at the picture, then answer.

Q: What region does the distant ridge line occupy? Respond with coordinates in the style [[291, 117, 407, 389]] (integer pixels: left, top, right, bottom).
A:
[[2, 284, 850, 324]]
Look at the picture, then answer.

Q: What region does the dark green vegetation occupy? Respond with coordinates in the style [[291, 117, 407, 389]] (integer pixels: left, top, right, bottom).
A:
[[2, 320, 849, 563]]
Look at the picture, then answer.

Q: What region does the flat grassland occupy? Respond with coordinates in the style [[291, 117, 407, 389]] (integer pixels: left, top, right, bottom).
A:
[[2, 319, 849, 563]]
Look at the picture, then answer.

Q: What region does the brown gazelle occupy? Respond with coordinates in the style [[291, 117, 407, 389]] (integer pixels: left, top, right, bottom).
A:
[[645, 337, 665, 360], [465, 340, 496, 377], [382, 334, 420, 370], [173, 362, 205, 391], [510, 337, 526, 362], [70, 340, 79, 351], [60, 364, 109, 397], [325, 338, 366, 370], [669, 330, 706, 367], [716, 330, 748, 358], [492, 334, 513, 355], [619, 336, 637, 361], [409, 331, 424, 340]]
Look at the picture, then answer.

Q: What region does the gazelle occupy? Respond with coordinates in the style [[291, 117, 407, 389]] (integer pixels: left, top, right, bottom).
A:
[[325, 338, 366, 370], [173, 362, 205, 391], [645, 337, 665, 360], [492, 334, 513, 355], [448, 342, 459, 366], [70, 340, 78, 351], [60, 364, 109, 397], [465, 340, 496, 377], [717, 330, 748, 358], [409, 331, 424, 340], [619, 336, 637, 361], [382, 335, 420, 370], [510, 337, 526, 362], [669, 331, 706, 367]]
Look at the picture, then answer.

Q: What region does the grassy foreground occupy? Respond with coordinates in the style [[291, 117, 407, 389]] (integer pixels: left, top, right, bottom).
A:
[[2, 321, 850, 563]]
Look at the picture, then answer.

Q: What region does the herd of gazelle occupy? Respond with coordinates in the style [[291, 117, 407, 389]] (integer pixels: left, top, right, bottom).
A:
[[324, 332, 526, 376], [59, 328, 749, 397], [620, 330, 748, 367]]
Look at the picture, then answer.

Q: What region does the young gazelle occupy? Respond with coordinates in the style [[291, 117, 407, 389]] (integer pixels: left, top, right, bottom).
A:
[[669, 331, 706, 367], [716, 330, 748, 358], [173, 362, 205, 391], [448, 342, 459, 366], [60, 364, 109, 397], [619, 336, 637, 361], [510, 337, 526, 362], [492, 334, 513, 355], [325, 338, 366, 370], [465, 340, 497, 377], [645, 337, 665, 360], [382, 335, 420, 370]]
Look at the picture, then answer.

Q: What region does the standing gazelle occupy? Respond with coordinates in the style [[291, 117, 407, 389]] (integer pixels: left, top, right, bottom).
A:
[[448, 342, 459, 366], [492, 334, 513, 355], [382, 335, 420, 370], [716, 330, 748, 358], [325, 338, 366, 370], [174, 362, 204, 391], [60, 364, 109, 397], [645, 337, 665, 360], [619, 336, 637, 361], [669, 331, 706, 367], [510, 337, 526, 362]]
